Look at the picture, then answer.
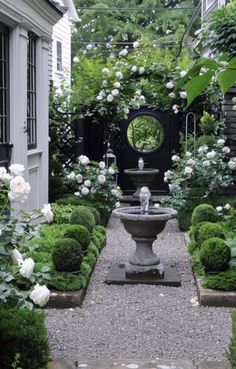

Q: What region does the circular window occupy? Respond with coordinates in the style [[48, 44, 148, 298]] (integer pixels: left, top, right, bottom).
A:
[[127, 115, 164, 153]]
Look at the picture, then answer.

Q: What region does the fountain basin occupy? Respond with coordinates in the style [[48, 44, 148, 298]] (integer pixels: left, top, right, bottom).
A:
[[124, 168, 159, 197]]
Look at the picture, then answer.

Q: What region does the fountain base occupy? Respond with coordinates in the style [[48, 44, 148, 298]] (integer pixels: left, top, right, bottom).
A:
[[125, 262, 164, 278], [105, 261, 181, 286]]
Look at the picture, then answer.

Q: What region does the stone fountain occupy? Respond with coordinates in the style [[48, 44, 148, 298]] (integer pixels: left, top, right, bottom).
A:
[[124, 157, 159, 198], [105, 187, 181, 286]]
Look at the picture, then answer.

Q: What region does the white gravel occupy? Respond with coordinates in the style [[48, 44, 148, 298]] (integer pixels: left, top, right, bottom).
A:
[[46, 215, 232, 365]]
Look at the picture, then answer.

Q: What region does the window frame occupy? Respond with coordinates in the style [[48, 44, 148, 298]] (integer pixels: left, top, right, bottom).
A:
[[27, 31, 37, 150], [56, 40, 63, 72], [0, 23, 9, 145]]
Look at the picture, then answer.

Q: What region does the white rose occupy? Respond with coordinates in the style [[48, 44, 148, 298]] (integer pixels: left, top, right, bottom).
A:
[[96, 95, 103, 101], [172, 104, 179, 110], [113, 82, 121, 88], [224, 203, 231, 210], [76, 174, 83, 183], [153, 203, 160, 208], [84, 180, 91, 187], [74, 191, 80, 196], [169, 92, 175, 98], [171, 155, 179, 161], [180, 70, 187, 77], [166, 82, 174, 89], [29, 284, 50, 307], [184, 166, 193, 175], [8, 176, 31, 203], [164, 170, 172, 179], [232, 105, 236, 111], [216, 206, 223, 212], [9, 164, 25, 176], [102, 80, 108, 87], [98, 174, 106, 184], [222, 146, 230, 154], [41, 203, 53, 223], [116, 71, 123, 79], [107, 94, 114, 102], [79, 155, 90, 165], [99, 161, 106, 169], [73, 56, 80, 63], [119, 49, 128, 57], [185, 151, 192, 157], [12, 249, 23, 266], [115, 201, 120, 208], [81, 187, 89, 195], [203, 160, 210, 167], [187, 158, 196, 165], [123, 107, 129, 114], [180, 91, 187, 99], [111, 89, 119, 96], [139, 67, 145, 75], [232, 97, 236, 103], [166, 29, 172, 35], [133, 41, 139, 48], [131, 66, 138, 73], [217, 139, 225, 145], [228, 161, 236, 170], [102, 67, 109, 75], [108, 167, 115, 175], [19, 258, 35, 279], [67, 171, 76, 180], [206, 150, 216, 159]]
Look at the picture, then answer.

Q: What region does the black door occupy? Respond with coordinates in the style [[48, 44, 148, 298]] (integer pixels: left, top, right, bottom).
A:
[[115, 108, 179, 195], [0, 24, 11, 168]]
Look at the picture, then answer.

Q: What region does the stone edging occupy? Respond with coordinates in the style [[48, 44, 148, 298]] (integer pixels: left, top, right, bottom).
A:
[[184, 232, 236, 307]]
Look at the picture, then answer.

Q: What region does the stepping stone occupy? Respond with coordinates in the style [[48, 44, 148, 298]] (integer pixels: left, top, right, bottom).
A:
[[197, 361, 230, 369], [74, 358, 194, 369]]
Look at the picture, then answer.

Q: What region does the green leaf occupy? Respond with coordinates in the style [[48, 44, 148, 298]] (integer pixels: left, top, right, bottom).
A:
[[217, 68, 236, 93], [186, 70, 215, 106], [41, 265, 51, 273]]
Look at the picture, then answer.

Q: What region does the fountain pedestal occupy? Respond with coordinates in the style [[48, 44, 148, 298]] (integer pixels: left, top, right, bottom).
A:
[[124, 168, 159, 198], [105, 206, 181, 286]]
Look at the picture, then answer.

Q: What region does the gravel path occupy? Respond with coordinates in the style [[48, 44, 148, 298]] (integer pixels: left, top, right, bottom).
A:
[[46, 215, 232, 365]]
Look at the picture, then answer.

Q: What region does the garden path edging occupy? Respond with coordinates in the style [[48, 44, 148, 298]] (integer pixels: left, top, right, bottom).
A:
[[184, 233, 236, 307]]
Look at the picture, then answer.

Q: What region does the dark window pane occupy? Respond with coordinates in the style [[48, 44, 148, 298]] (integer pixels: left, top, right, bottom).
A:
[[27, 32, 37, 149]]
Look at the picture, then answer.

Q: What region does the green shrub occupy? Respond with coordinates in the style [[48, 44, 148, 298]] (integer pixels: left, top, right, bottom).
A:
[[203, 269, 236, 291], [191, 204, 218, 225], [228, 309, 236, 368], [89, 207, 101, 225], [197, 222, 225, 245], [188, 240, 199, 255], [52, 238, 82, 272], [177, 208, 193, 231], [64, 225, 91, 251], [70, 206, 95, 233], [196, 135, 217, 149], [0, 305, 50, 369], [199, 237, 231, 272], [52, 203, 76, 224], [95, 225, 106, 235], [88, 241, 99, 257], [199, 113, 216, 134], [190, 222, 206, 242]]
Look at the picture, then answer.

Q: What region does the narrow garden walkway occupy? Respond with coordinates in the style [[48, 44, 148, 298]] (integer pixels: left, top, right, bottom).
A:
[[46, 214, 232, 366]]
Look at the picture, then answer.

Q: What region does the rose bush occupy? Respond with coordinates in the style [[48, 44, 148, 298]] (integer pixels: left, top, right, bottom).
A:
[[0, 165, 52, 309], [65, 155, 122, 213]]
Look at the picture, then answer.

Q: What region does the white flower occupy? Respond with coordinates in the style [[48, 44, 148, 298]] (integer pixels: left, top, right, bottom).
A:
[[222, 146, 230, 154], [184, 166, 193, 175], [119, 49, 128, 56], [76, 174, 83, 183], [9, 164, 25, 176], [74, 191, 80, 196], [224, 203, 231, 210], [41, 203, 53, 223], [79, 155, 90, 165], [113, 82, 121, 88], [8, 176, 31, 203], [84, 180, 91, 187], [99, 161, 106, 169], [217, 139, 225, 145], [180, 70, 187, 77], [108, 167, 115, 175], [219, 61, 229, 68], [111, 89, 119, 97], [232, 97, 236, 103], [172, 104, 179, 110], [0, 167, 11, 180], [12, 249, 23, 266], [19, 258, 35, 279], [73, 56, 80, 63], [131, 65, 138, 73], [102, 67, 110, 75], [115, 201, 121, 208], [232, 105, 236, 111], [102, 80, 108, 87], [166, 81, 174, 89], [67, 171, 76, 180], [29, 284, 50, 307], [100, 169, 107, 175], [123, 107, 129, 114], [139, 67, 145, 75], [81, 187, 89, 195], [203, 160, 210, 167], [86, 43, 93, 50], [171, 155, 180, 161], [216, 206, 223, 212], [116, 71, 123, 79], [107, 94, 114, 102], [133, 41, 139, 48], [185, 151, 192, 157], [187, 158, 196, 165], [206, 150, 216, 159], [153, 203, 160, 208], [228, 161, 236, 170], [164, 170, 172, 180], [169, 92, 175, 98], [98, 174, 106, 184], [166, 29, 172, 35], [96, 95, 103, 101], [180, 91, 187, 99]]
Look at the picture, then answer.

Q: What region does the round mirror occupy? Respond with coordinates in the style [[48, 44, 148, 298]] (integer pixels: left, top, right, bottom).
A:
[[127, 115, 164, 153]]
